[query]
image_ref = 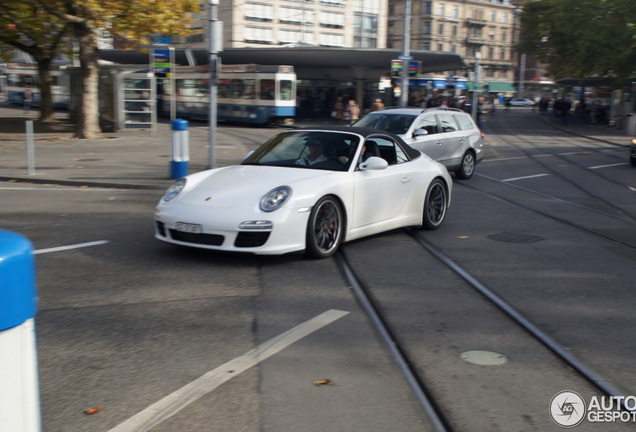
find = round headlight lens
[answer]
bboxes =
[162,178,186,202]
[260,186,291,212]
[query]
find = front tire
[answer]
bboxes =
[455,151,475,179]
[422,179,448,230]
[306,196,343,258]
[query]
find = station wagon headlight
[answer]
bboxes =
[162,178,186,202]
[260,186,291,212]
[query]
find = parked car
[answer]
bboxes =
[155,127,452,258]
[508,98,535,107]
[352,107,484,179]
[630,137,636,167]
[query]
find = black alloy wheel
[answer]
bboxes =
[422,179,448,230]
[306,196,343,258]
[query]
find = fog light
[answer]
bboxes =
[239,221,273,230]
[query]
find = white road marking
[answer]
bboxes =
[502,173,550,182]
[588,162,628,170]
[34,240,110,255]
[108,309,350,432]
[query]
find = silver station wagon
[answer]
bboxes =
[353,107,484,179]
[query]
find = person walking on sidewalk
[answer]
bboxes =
[345,99,360,124]
[23,88,32,114]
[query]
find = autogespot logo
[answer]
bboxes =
[550,391,586,428]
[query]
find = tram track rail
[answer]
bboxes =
[485,114,635,221]
[335,226,635,430]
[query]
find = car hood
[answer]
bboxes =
[175,165,339,208]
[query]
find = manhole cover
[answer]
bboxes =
[460,350,507,366]
[487,232,544,244]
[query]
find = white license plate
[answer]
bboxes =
[175,222,202,234]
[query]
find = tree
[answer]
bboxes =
[0,1,70,122]
[518,0,636,87]
[40,0,200,139]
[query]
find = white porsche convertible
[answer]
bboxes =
[154,126,452,258]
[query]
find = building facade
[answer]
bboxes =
[387,0,520,93]
[173,0,388,50]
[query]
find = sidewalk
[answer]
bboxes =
[1,104,631,191]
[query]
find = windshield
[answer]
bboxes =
[353,113,418,135]
[242,131,361,172]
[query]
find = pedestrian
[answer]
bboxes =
[23,88,32,114]
[345,99,360,124]
[370,98,384,112]
[332,97,344,123]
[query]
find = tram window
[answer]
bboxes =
[243,79,256,99]
[279,80,293,100]
[260,79,275,100]
[230,79,243,99]
[218,79,230,98]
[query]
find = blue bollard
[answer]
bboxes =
[0,229,41,431]
[170,119,189,179]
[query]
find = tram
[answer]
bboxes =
[2,63,70,109]
[159,64,296,124]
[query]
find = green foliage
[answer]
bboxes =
[518,0,636,86]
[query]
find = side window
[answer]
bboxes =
[454,114,474,130]
[414,115,439,134]
[437,113,459,133]
[373,137,408,165]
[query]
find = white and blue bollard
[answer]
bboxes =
[170,119,189,179]
[0,230,41,432]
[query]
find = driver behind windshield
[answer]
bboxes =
[296,138,328,166]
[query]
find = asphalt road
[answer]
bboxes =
[1,108,635,431]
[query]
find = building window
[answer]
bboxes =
[438,23,444,35]
[488,47,494,59]
[490,11,496,21]
[423,21,431,35]
[502,13,509,24]
[502,29,507,41]
[500,48,506,60]
[452,25,457,36]
[320,0,344,7]
[425,1,432,14]
[423,41,430,50]
[452,6,459,18]
[280,7,314,25]
[438,4,445,16]
[437,43,443,51]
[245,3,274,22]
[320,11,344,29]
[319,32,344,46]
[245,26,274,43]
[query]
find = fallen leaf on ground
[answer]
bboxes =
[313,378,336,386]
[84,405,103,415]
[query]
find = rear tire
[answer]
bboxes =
[306,196,343,258]
[455,151,475,179]
[422,179,448,230]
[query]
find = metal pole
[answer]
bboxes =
[471,53,480,122]
[208,0,220,169]
[399,0,411,106]
[519,53,526,98]
[26,121,35,175]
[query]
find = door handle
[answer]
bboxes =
[401,177,411,183]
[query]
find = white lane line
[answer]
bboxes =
[34,240,110,255]
[108,309,350,432]
[588,162,628,170]
[502,173,550,182]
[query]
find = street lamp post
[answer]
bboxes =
[399,0,412,106]
[208,0,221,169]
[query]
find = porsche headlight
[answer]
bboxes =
[260,186,291,212]
[162,178,186,202]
